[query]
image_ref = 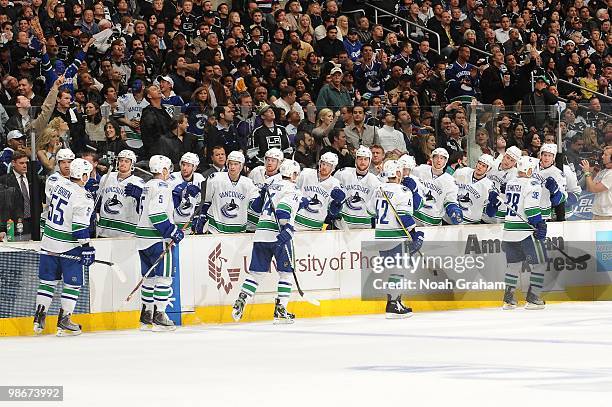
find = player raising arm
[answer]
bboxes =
[452,154,497,224]
[483,146,520,224]
[168,153,204,229]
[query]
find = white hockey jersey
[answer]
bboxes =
[367,183,415,239]
[205,172,259,233]
[136,179,175,250]
[503,177,543,242]
[564,164,581,210]
[452,167,494,224]
[168,171,205,228]
[411,165,458,226]
[42,173,72,228]
[295,169,341,230]
[96,172,144,237]
[532,163,567,219]
[334,167,381,229]
[254,179,302,243]
[484,161,518,223]
[116,93,149,131]
[247,168,281,231]
[42,180,94,253]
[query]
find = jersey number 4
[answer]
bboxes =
[47,196,68,225]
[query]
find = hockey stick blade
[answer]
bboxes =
[570,254,591,263]
[300,291,321,306]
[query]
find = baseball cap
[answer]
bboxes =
[330,66,343,75]
[257,103,273,116]
[174,32,186,40]
[155,75,174,88]
[7,130,25,140]
[348,28,358,35]
[203,11,215,18]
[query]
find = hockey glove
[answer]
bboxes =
[330,187,346,202]
[401,176,417,193]
[485,190,501,217]
[328,188,346,218]
[84,178,99,194]
[408,230,424,255]
[532,221,547,241]
[124,183,143,200]
[192,203,210,234]
[445,203,463,224]
[185,183,201,198]
[79,244,96,267]
[172,183,188,208]
[276,224,294,246]
[170,226,185,244]
[298,196,311,211]
[544,177,565,205]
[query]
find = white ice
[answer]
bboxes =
[3,302,612,407]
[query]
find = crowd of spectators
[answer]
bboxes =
[0,0,611,234]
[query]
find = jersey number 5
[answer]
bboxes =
[47,196,67,225]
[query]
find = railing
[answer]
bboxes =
[557,78,612,103]
[367,3,442,55]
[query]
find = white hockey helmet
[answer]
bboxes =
[505,146,522,162]
[265,147,284,162]
[540,143,557,156]
[382,160,402,179]
[149,155,173,174]
[432,147,449,160]
[320,152,339,168]
[117,149,137,171]
[227,150,245,164]
[70,158,93,180]
[397,154,417,170]
[355,145,372,159]
[279,159,301,178]
[516,156,537,174]
[477,153,495,171]
[57,148,75,162]
[180,152,200,167]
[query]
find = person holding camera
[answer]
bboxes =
[581,145,612,219]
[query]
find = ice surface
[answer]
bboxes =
[2,302,612,406]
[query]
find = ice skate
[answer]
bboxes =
[386,294,413,319]
[273,299,295,324]
[502,286,518,310]
[152,306,177,332]
[33,305,47,334]
[56,309,82,337]
[525,287,545,310]
[232,292,247,322]
[139,304,153,331]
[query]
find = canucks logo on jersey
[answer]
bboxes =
[176,190,194,217]
[304,194,323,213]
[220,199,240,219]
[104,194,123,215]
[345,192,364,210]
[423,190,435,209]
[458,192,473,209]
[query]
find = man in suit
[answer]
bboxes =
[0,151,44,237]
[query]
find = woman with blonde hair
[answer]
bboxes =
[36,127,62,174]
[583,127,602,151]
[47,117,70,146]
[297,14,314,36]
[336,15,349,38]
[312,108,339,148]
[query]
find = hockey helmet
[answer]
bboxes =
[227,150,246,164]
[57,148,75,162]
[505,146,522,162]
[320,152,339,168]
[432,147,449,160]
[70,158,93,180]
[477,153,495,171]
[149,155,173,174]
[382,160,402,179]
[180,152,200,167]
[265,147,284,162]
[355,145,372,159]
[279,159,301,178]
[539,143,557,156]
[516,156,537,174]
[397,154,417,170]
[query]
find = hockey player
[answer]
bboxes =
[411,147,463,226]
[232,159,303,324]
[247,147,284,230]
[451,154,498,224]
[193,151,259,234]
[532,143,567,220]
[168,152,204,229]
[136,155,185,332]
[34,158,96,336]
[295,152,345,231]
[41,149,75,229]
[368,160,423,318]
[398,154,424,212]
[502,156,548,310]
[334,146,381,229]
[96,150,145,237]
[483,146,521,224]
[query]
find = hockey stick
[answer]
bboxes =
[494,193,591,264]
[124,180,206,303]
[378,186,424,257]
[134,166,154,178]
[264,187,321,306]
[0,244,126,282]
